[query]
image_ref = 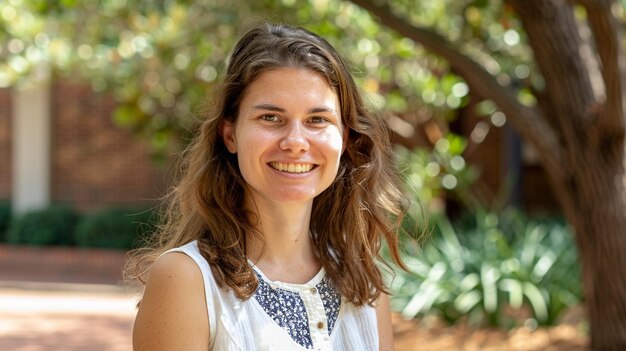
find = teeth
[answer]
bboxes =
[270,162,313,173]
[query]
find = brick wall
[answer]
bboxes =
[0,88,11,200]
[51,81,169,211]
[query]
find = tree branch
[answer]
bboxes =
[508,1,604,145]
[580,0,625,149]
[347,0,563,170]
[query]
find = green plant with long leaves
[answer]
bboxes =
[389,210,581,328]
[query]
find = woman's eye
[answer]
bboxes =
[260,114,280,122]
[309,116,327,124]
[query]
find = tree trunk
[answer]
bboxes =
[552,152,626,350]
[511,1,626,347]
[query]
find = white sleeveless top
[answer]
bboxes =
[167,241,379,351]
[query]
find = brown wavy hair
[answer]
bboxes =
[125,22,408,306]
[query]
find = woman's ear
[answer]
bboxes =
[219,120,237,153]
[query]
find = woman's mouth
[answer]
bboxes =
[269,162,315,173]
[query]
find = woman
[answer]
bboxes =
[130,23,408,350]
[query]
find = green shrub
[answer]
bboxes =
[0,200,11,242]
[74,207,157,249]
[7,205,79,246]
[389,209,581,328]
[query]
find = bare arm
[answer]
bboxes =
[133,252,209,351]
[375,293,395,351]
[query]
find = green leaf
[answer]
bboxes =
[499,278,523,308]
[402,282,444,318]
[454,290,482,313]
[459,272,480,291]
[531,252,556,282]
[523,282,549,322]
[113,104,141,128]
[61,0,78,8]
[481,263,500,313]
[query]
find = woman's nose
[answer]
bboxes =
[279,122,309,153]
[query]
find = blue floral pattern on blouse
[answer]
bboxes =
[252,270,342,349]
[318,275,341,333]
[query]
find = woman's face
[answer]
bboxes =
[221,67,346,207]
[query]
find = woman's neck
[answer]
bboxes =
[244,197,321,283]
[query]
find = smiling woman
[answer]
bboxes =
[222,68,345,205]
[127,22,409,351]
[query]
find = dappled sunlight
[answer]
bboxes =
[0,288,136,315]
[0,288,136,351]
[1,313,133,351]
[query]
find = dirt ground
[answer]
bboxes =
[392,311,589,351]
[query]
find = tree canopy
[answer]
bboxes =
[1,0,492,154]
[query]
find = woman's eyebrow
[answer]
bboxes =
[252,104,286,112]
[252,104,337,114]
[307,106,337,114]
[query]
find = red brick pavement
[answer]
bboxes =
[0,245,137,351]
[0,284,137,351]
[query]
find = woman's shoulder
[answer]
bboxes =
[142,250,207,310]
[159,240,210,275]
[166,240,201,256]
[148,241,214,293]
[152,249,204,283]
[133,249,209,350]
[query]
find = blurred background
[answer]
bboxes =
[3,0,626,350]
